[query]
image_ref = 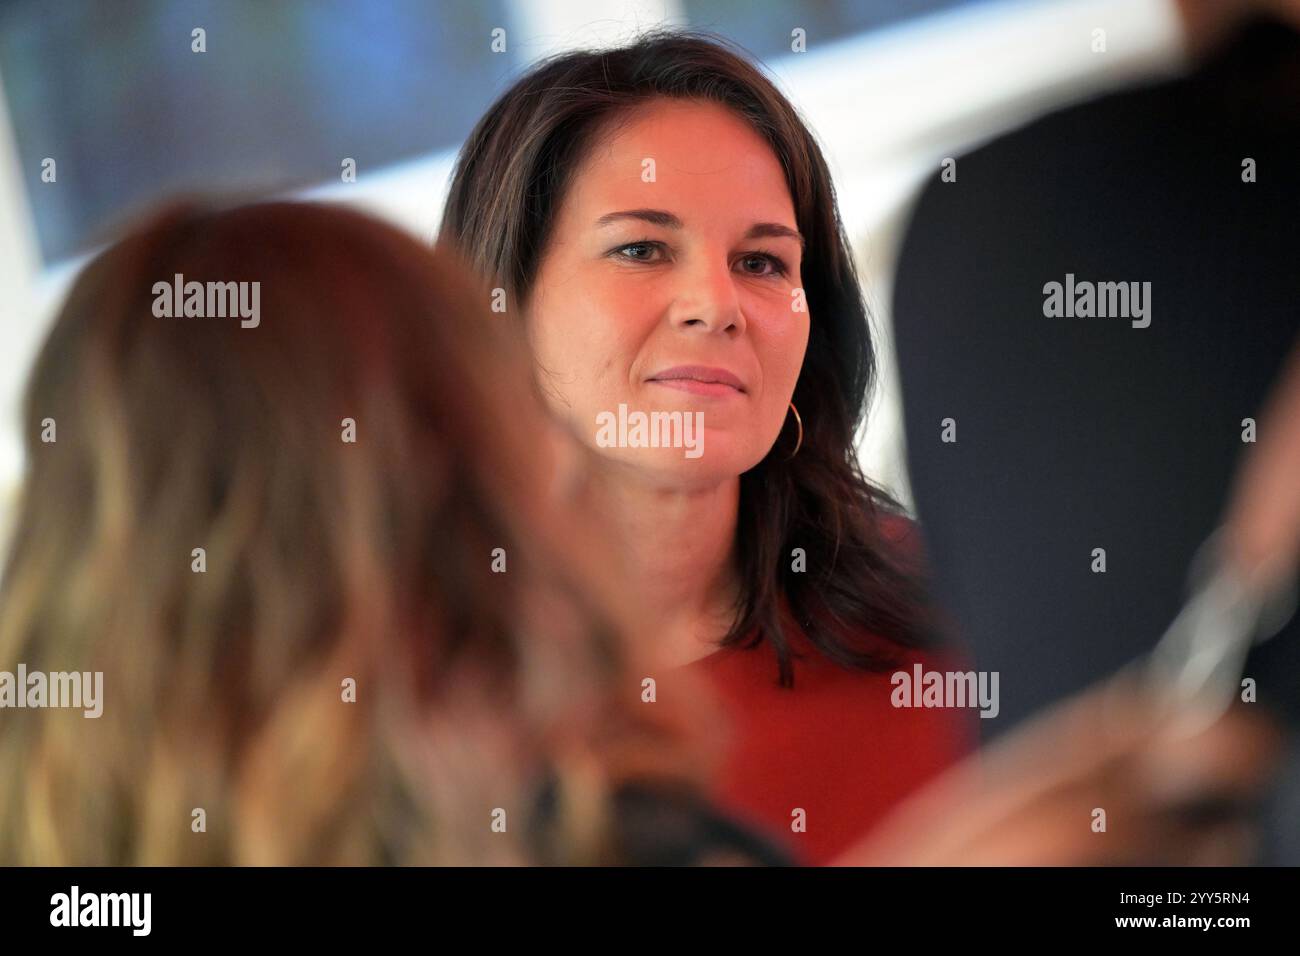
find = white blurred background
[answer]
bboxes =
[0,0,1193,545]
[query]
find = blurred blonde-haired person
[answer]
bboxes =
[0,200,786,866]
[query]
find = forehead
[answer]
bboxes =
[568,98,795,220]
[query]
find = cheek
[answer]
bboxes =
[758,312,811,400]
[528,280,644,407]
[572,276,661,373]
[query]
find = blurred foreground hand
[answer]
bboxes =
[834,670,1284,866]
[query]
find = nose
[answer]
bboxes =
[667,256,747,337]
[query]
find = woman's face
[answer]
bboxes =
[525,98,810,488]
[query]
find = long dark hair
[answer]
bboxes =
[440,29,941,686]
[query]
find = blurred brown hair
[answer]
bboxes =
[0,200,716,865]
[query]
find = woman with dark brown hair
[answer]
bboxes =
[0,199,791,866]
[440,29,977,864]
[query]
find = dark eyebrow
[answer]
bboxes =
[594,209,683,230]
[745,222,805,250]
[594,209,805,250]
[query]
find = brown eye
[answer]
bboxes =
[738,253,787,278]
[613,241,663,262]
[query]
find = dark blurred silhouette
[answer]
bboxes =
[893,12,1300,862]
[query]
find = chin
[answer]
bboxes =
[599,435,766,489]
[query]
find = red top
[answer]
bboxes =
[680,518,978,866]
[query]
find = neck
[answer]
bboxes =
[590,464,742,667]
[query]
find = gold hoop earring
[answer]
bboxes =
[784,401,803,460]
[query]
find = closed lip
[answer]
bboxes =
[646,365,747,393]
